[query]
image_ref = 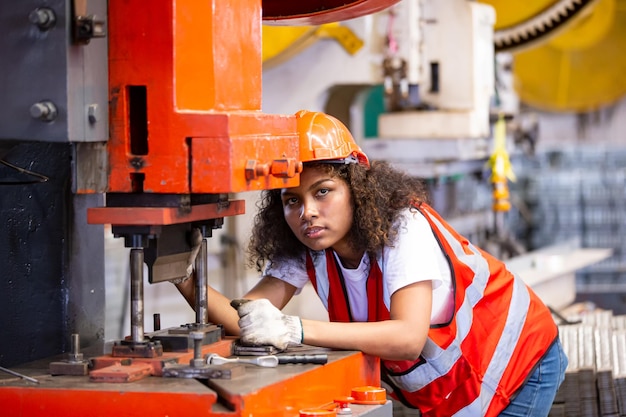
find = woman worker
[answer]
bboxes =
[177,110,567,417]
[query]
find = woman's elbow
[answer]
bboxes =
[385,338,425,361]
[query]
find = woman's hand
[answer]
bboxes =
[235,299,303,350]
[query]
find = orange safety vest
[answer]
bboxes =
[306,203,558,417]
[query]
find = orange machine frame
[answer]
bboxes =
[105,0,302,197]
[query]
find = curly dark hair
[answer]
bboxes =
[247,160,430,272]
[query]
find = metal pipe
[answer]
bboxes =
[195,238,208,325]
[130,248,145,343]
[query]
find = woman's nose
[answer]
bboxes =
[300,200,317,220]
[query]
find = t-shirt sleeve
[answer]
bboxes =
[383,209,449,297]
[263,253,310,292]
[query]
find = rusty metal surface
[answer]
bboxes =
[0,350,382,417]
[89,362,153,383]
[162,363,246,380]
[49,361,89,377]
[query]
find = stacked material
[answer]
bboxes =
[550,311,626,417]
[509,147,626,296]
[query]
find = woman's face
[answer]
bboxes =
[280,165,354,254]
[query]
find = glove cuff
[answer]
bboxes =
[283,315,303,346]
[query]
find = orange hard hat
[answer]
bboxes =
[296,110,370,168]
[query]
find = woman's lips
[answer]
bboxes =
[304,226,324,238]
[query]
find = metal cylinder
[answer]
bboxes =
[130,248,145,343]
[71,333,80,354]
[189,331,205,368]
[69,333,83,362]
[195,238,208,325]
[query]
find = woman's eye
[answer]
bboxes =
[285,197,298,206]
[318,188,329,196]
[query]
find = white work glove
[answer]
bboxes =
[235,299,303,350]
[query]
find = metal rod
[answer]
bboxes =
[0,366,39,384]
[68,333,84,362]
[130,248,145,343]
[195,238,208,325]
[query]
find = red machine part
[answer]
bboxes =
[87,200,245,226]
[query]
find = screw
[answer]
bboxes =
[30,101,57,122]
[29,8,56,30]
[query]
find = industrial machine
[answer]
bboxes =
[0,1,401,416]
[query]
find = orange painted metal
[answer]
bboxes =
[210,352,381,416]
[351,386,388,404]
[1,351,382,417]
[299,410,338,417]
[87,200,245,226]
[2,386,220,417]
[107,0,301,196]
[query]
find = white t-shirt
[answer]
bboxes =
[264,209,454,324]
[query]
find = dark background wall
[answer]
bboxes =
[0,141,71,367]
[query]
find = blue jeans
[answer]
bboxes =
[499,338,568,417]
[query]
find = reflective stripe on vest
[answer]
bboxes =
[305,203,557,417]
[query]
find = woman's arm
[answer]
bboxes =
[175,275,298,336]
[301,280,433,361]
[243,275,299,309]
[174,278,241,335]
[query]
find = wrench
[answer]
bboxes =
[206,354,279,368]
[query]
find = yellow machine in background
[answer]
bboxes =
[483,0,626,112]
[263,24,365,69]
[263,0,626,113]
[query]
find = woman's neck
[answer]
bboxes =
[335,251,364,269]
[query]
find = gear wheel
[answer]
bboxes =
[494,0,598,52]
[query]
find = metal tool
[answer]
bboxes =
[207,353,329,368]
[206,354,279,368]
[0,366,39,384]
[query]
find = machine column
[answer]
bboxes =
[129,248,145,343]
[194,238,208,325]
